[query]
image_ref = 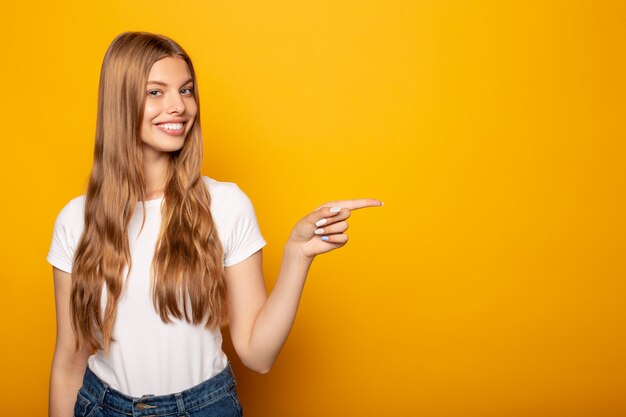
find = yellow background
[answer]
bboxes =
[1,1,625,416]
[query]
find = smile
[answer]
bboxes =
[156,122,186,136]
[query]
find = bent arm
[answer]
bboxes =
[49,267,92,417]
[225,243,313,374]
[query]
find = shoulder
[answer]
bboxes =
[54,194,86,223]
[201,176,251,209]
[201,175,239,198]
[48,194,87,272]
[202,177,266,267]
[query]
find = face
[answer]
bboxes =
[140,57,197,159]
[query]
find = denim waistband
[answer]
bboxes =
[81,362,237,416]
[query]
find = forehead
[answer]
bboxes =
[147,57,192,84]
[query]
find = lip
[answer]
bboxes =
[155,118,187,124]
[156,122,186,136]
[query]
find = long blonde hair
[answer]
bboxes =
[70,32,228,354]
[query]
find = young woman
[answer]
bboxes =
[47,31,382,417]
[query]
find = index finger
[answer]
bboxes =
[314,199,384,212]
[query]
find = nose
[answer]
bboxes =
[167,94,185,114]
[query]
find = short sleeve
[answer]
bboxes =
[223,184,267,267]
[46,199,78,274]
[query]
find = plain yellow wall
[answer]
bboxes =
[1,1,625,416]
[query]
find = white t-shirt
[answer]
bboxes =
[47,176,266,397]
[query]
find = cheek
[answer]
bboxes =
[144,102,159,119]
[188,100,198,117]
[184,95,197,111]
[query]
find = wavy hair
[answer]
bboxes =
[70,32,228,354]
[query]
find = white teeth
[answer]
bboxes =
[158,123,184,130]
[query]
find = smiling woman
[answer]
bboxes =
[142,60,196,153]
[47,30,382,417]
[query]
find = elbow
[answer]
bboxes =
[248,362,272,375]
[242,357,272,375]
[255,365,272,375]
[236,341,275,374]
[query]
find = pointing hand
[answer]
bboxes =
[287,199,384,260]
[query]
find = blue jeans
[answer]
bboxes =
[74,362,243,417]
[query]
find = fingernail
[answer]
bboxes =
[314,228,325,235]
[330,206,341,213]
[381,201,384,206]
[321,236,330,241]
[315,218,327,227]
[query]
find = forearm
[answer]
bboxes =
[49,356,87,417]
[245,242,313,373]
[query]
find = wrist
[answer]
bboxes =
[284,240,314,265]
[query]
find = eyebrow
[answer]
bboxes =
[147,78,194,87]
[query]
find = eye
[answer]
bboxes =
[147,90,162,97]
[181,87,194,95]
